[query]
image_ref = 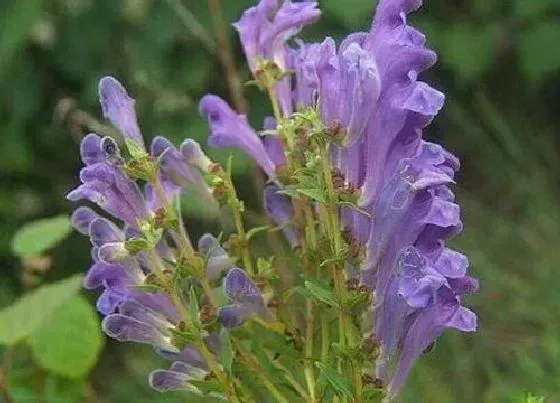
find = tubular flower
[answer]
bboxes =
[70,0,478,398]
[197,0,478,397]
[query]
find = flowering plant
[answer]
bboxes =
[67,0,478,401]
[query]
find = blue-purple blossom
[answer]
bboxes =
[67,134,149,227]
[218,267,267,328]
[198,233,237,281]
[234,0,320,116]
[264,184,299,247]
[99,76,146,152]
[199,95,276,176]
[149,361,209,393]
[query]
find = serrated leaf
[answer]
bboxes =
[28,295,103,378]
[304,280,339,308]
[0,274,83,345]
[520,22,560,86]
[11,215,72,257]
[315,362,354,399]
[219,328,233,375]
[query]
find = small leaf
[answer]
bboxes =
[124,237,151,254]
[315,362,354,399]
[189,286,201,329]
[28,295,103,378]
[296,188,326,203]
[11,215,72,257]
[304,280,339,308]
[219,328,233,375]
[0,274,83,345]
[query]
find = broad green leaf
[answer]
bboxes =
[304,280,339,308]
[11,215,72,257]
[219,328,233,375]
[0,274,83,345]
[315,362,354,399]
[520,22,560,86]
[28,295,103,379]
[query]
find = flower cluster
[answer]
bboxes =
[68,0,477,401]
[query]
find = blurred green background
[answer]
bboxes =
[1,0,559,401]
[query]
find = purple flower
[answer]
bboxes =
[67,134,149,227]
[149,361,208,393]
[388,286,477,396]
[315,38,382,147]
[234,0,320,74]
[199,95,276,176]
[218,268,267,328]
[99,76,146,153]
[234,0,320,116]
[355,1,445,208]
[264,184,299,247]
[198,233,237,281]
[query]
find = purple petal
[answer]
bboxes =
[71,206,100,235]
[102,314,175,351]
[98,76,145,151]
[199,95,275,176]
[80,133,103,165]
[264,184,299,247]
[224,267,262,303]
[149,370,190,392]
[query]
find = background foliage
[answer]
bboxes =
[1,0,559,401]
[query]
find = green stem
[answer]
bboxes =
[225,174,254,276]
[234,341,290,403]
[304,299,317,403]
[152,176,196,261]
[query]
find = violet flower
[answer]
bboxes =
[199,95,276,176]
[99,76,146,153]
[218,268,267,328]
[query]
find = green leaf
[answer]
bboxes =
[0,274,83,345]
[28,295,103,378]
[219,328,233,375]
[520,22,560,86]
[189,286,202,329]
[304,280,339,308]
[296,188,326,203]
[11,215,72,257]
[315,362,354,399]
